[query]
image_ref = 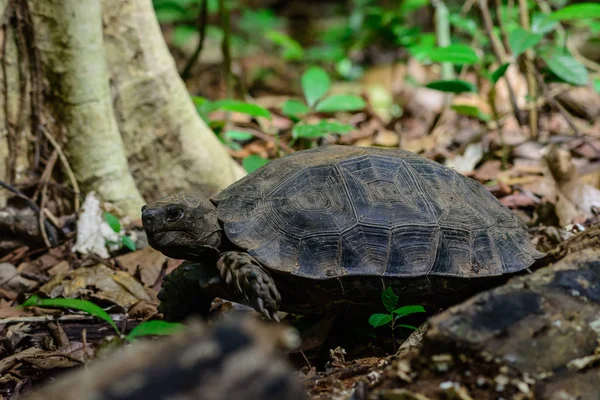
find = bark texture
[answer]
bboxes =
[102,0,245,203]
[30,0,144,217]
[0,0,34,207]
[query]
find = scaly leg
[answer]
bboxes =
[217,251,281,321]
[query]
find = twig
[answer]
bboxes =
[40,126,80,212]
[0,313,128,325]
[534,68,580,136]
[37,150,58,248]
[230,126,295,153]
[518,0,538,140]
[219,0,233,99]
[478,0,526,127]
[494,0,511,57]
[180,0,208,80]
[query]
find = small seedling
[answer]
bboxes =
[103,212,136,252]
[21,295,183,342]
[368,287,425,352]
[282,66,366,140]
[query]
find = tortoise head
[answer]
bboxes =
[141,193,222,260]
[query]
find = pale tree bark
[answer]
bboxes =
[0,0,34,208]
[102,0,246,203]
[30,0,144,217]
[0,0,244,218]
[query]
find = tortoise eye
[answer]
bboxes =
[165,207,184,223]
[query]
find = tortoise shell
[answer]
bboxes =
[213,145,543,280]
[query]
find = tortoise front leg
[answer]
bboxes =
[217,251,281,321]
[158,261,216,322]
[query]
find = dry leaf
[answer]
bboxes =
[543,146,600,225]
[40,264,151,310]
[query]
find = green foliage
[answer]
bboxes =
[302,66,331,107]
[121,236,137,252]
[419,44,480,65]
[212,100,272,120]
[292,121,353,139]
[547,3,600,21]
[542,53,589,86]
[508,28,543,58]
[368,287,425,332]
[103,212,121,233]
[425,79,477,94]
[22,295,120,334]
[242,154,270,173]
[282,100,310,118]
[265,31,304,61]
[490,63,510,84]
[125,320,184,341]
[22,295,185,341]
[315,95,367,113]
[451,104,491,122]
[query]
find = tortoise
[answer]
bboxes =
[141,145,545,321]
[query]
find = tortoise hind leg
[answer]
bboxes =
[158,261,216,322]
[217,251,281,321]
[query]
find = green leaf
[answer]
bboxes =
[393,305,426,317]
[400,0,430,14]
[451,104,491,122]
[265,31,304,61]
[172,25,198,49]
[21,295,119,334]
[282,99,310,117]
[543,54,589,86]
[594,78,600,93]
[368,313,393,328]
[242,155,269,173]
[531,13,557,35]
[547,3,600,21]
[292,120,353,139]
[420,44,480,65]
[301,66,331,107]
[381,287,399,313]
[224,130,254,141]
[103,212,121,233]
[508,28,542,58]
[212,100,272,120]
[121,236,136,252]
[125,320,184,341]
[395,324,419,330]
[315,95,366,113]
[425,79,477,93]
[490,63,510,84]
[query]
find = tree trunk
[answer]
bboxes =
[1,0,245,218]
[101,0,246,203]
[30,0,144,217]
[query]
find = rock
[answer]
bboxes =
[423,248,600,398]
[22,317,306,400]
[0,262,37,293]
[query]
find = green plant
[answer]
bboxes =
[281,66,366,140]
[368,287,425,352]
[191,97,272,172]
[104,212,136,252]
[21,295,184,342]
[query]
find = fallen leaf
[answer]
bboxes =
[40,264,151,310]
[0,262,37,294]
[543,145,600,225]
[445,143,483,173]
[72,193,120,259]
[115,247,167,287]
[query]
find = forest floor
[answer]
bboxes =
[2,16,600,399]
